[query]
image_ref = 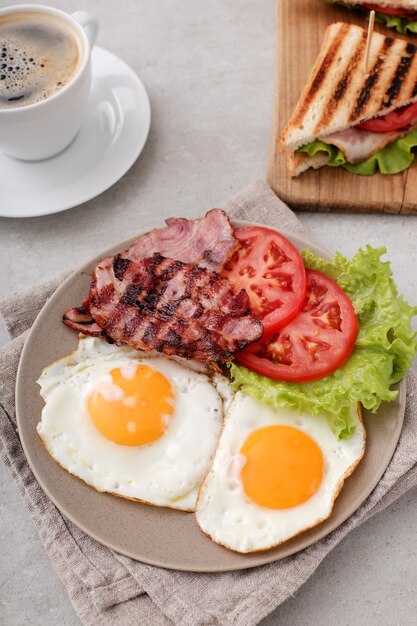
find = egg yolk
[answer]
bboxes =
[240,425,323,509]
[87,365,174,446]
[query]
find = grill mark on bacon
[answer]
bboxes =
[113,256,131,281]
[292,23,349,128]
[87,254,263,362]
[143,323,158,343]
[160,266,183,287]
[193,303,204,318]
[63,305,91,324]
[101,283,116,305]
[203,249,217,263]
[158,299,181,320]
[166,329,182,347]
[123,284,142,307]
[94,297,125,337]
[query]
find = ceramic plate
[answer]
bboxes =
[0,47,151,218]
[16,223,406,572]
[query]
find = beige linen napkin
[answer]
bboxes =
[1,180,417,626]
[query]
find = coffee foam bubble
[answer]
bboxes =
[0,12,82,109]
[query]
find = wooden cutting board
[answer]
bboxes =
[267,0,417,214]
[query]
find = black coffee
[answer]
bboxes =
[0,11,82,109]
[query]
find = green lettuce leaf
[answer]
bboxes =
[230,247,417,439]
[327,1,417,34]
[374,12,417,35]
[297,129,417,175]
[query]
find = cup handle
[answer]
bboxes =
[71,11,99,49]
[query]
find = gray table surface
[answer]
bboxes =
[1,1,417,625]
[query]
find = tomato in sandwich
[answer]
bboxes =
[222,226,307,338]
[236,269,358,383]
[361,3,417,18]
[357,102,417,133]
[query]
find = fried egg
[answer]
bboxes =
[37,337,227,511]
[195,392,365,552]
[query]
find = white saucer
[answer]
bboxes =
[0,47,151,218]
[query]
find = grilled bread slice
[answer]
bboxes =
[280,22,417,154]
[287,152,330,177]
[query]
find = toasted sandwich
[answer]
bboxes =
[327,1,417,35]
[280,22,417,177]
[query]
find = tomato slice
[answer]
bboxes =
[222,226,307,338]
[361,3,417,18]
[357,102,417,133]
[236,269,358,383]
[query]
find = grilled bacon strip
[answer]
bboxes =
[63,209,240,340]
[86,253,263,362]
[62,305,108,338]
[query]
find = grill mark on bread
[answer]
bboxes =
[384,55,414,108]
[349,57,384,121]
[349,37,395,121]
[292,23,349,128]
[315,31,367,133]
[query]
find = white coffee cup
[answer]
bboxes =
[0,4,98,161]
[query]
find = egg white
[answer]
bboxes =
[37,337,227,511]
[195,392,365,553]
